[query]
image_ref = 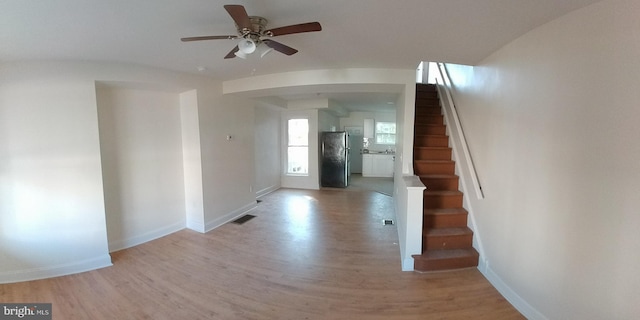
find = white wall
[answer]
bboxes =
[179,90,205,232]
[198,91,257,232]
[318,109,340,132]
[254,104,282,198]
[0,61,256,282]
[96,85,186,251]
[0,64,111,282]
[446,0,640,318]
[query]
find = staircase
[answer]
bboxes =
[412,83,479,272]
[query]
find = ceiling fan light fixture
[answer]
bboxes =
[260,47,273,58]
[237,38,256,54]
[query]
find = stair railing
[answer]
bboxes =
[433,62,484,200]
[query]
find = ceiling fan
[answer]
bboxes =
[181,4,322,59]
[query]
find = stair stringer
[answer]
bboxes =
[434,83,487,272]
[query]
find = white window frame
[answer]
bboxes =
[286,118,309,175]
[375,121,396,145]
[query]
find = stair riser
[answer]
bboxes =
[415,107,441,115]
[416,94,437,100]
[420,176,459,190]
[414,125,446,135]
[414,148,451,160]
[414,162,455,175]
[416,90,438,97]
[414,136,449,147]
[416,85,437,92]
[424,234,473,250]
[413,115,443,125]
[414,254,479,272]
[423,194,463,209]
[424,213,468,228]
[415,100,439,107]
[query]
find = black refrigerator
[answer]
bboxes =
[320,131,350,188]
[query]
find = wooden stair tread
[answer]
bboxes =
[414,134,448,137]
[419,174,458,178]
[413,148,452,153]
[419,175,460,186]
[413,124,445,128]
[414,146,450,149]
[424,208,468,215]
[415,159,455,164]
[414,148,452,153]
[413,248,480,271]
[416,84,436,91]
[426,227,472,236]
[416,248,479,260]
[424,190,463,196]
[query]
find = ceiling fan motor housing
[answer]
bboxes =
[238,16,270,42]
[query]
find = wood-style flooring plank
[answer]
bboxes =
[0,189,524,319]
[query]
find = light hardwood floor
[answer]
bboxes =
[0,189,524,319]
[347,173,394,196]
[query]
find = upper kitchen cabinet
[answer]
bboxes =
[363,118,374,139]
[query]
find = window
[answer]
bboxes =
[375,122,396,144]
[287,118,309,174]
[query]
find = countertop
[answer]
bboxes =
[361,150,395,155]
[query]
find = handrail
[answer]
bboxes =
[434,63,484,199]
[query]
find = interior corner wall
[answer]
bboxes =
[96,85,186,251]
[0,61,257,282]
[445,0,640,318]
[0,65,111,283]
[180,90,206,232]
[254,105,281,198]
[197,91,258,232]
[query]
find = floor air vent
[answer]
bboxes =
[382,219,394,225]
[232,214,256,225]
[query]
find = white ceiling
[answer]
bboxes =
[0,0,599,111]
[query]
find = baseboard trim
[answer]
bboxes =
[256,185,280,198]
[402,257,415,271]
[480,265,548,320]
[0,254,113,284]
[108,220,186,252]
[186,220,205,233]
[204,202,258,233]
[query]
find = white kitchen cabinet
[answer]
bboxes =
[362,154,373,176]
[362,154,394,177]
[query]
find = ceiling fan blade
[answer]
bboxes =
[265,22,322,37]
[224,4,251,30]
[262,39,298,56]
[224,46,239,59]
[181,35,237,42]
